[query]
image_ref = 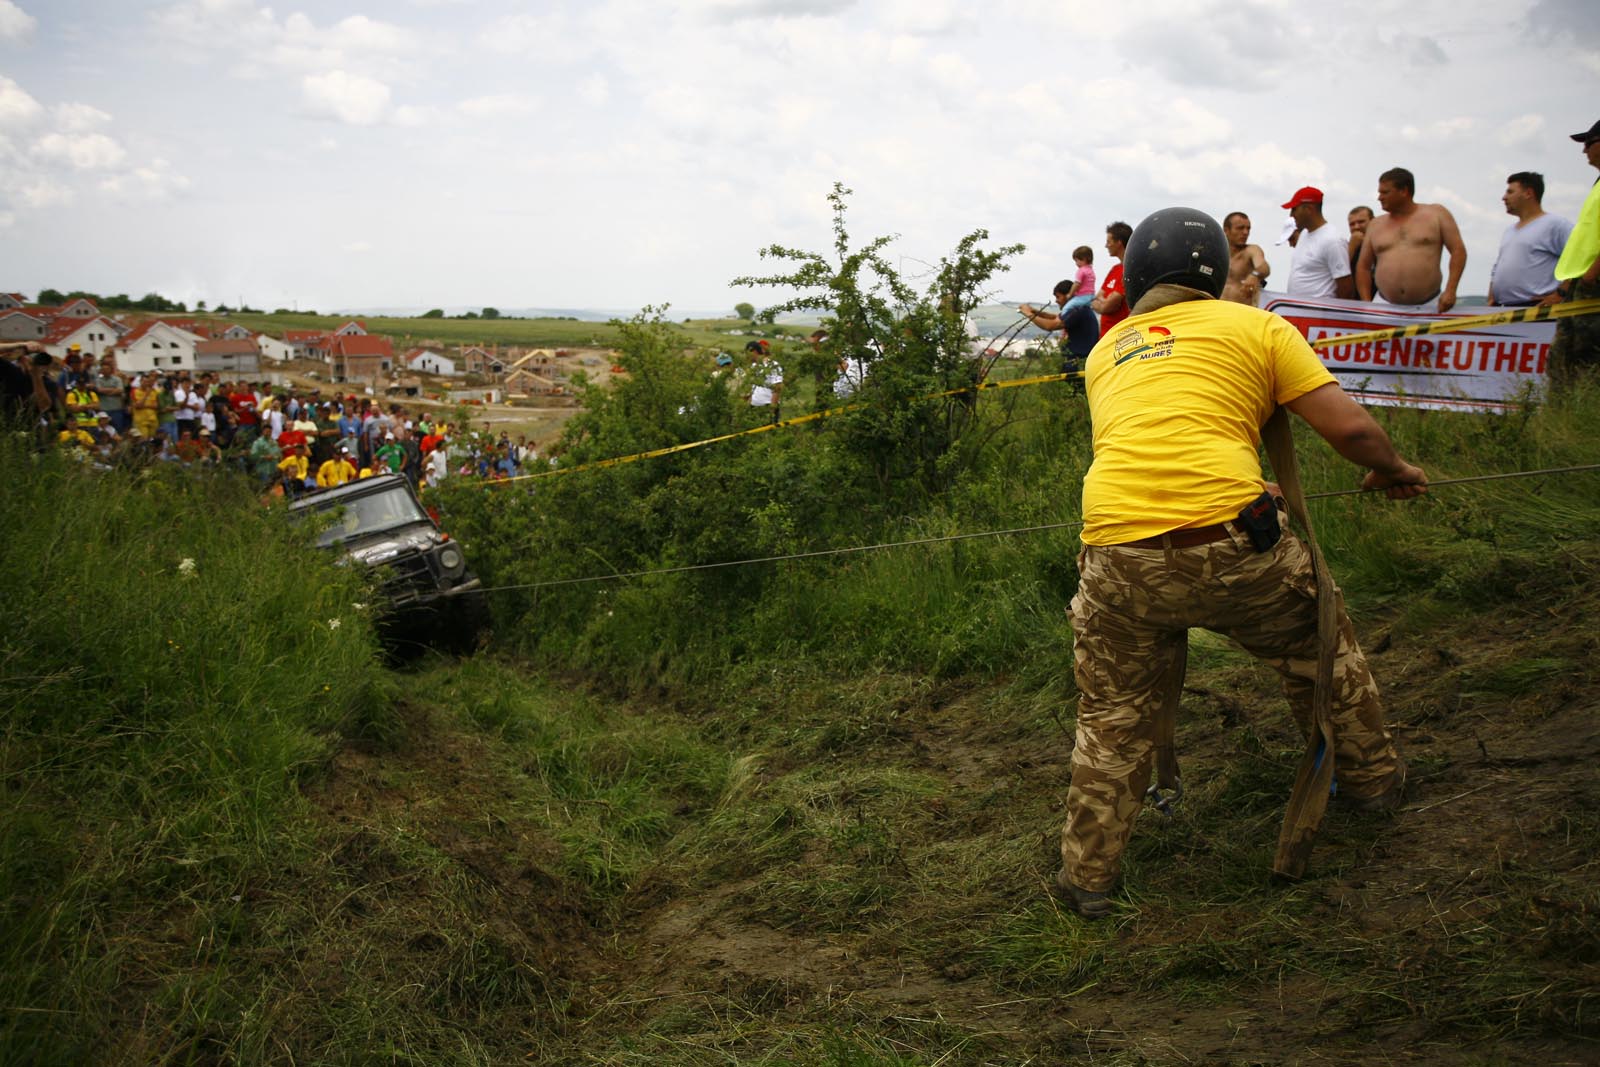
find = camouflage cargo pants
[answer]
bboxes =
[1548,277,1600,389]
[1062,525,1399,893]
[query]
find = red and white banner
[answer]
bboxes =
[1261,292,1553,413]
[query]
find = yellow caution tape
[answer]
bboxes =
[1307,298,1600,350]
[491,369,1084,485]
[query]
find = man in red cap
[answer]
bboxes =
[1283,187,1353,300]
[1354,167,1467,312]
[1548,119,1600,387]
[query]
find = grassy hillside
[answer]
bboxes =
[201,310,811,354]
[7,311,1600,1065]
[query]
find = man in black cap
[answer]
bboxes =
[1056,207,1426,918]
[1548,119,1600,387]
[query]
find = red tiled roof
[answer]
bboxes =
[114,319,179,347]
[284,329,326,342]
[0,309,48,323]
[43,315,115,344]
[195,338,259,356]
[329,334,394,358]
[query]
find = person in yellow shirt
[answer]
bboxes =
[1057,207,1428,920]
[1548,118,1600,386]
[277,445,310,499]
[316,447,358,488]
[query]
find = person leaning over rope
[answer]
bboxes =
[1548,118,1600,386]
[1057,207,1427,920]
[1019,280,1098,376]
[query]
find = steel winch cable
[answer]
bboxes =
[467,463,1600,595]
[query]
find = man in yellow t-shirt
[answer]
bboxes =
[1058,207,1428,920]
[1548,118,1600,386]
[316,447,358,488]
[277,445,310,499]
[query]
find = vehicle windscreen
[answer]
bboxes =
[307,488,431,547]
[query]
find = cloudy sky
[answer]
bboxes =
[2,0,1597,315]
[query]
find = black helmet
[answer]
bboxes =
[1123,207,1229,309]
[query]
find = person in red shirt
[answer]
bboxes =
[228,387,259,443]
[1092,221,1133,337]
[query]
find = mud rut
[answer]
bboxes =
[310,604,1599,1066]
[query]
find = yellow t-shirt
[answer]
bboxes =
[277,454,308,481]
[1555,178,1600,281]
[317,459,356,487]
[1081,299,1334,545]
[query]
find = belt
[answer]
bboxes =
[1114,521,1237,549]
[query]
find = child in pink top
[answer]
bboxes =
[1064,245,1096,312]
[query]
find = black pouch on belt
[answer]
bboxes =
[1237,490,1281,552]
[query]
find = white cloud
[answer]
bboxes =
[476,12,578,57]
[302,70,392,125]
[99,158,192,201]
[679,0,856,22]
[0,1,37,42]
[392,104,437,127]
[0,75,42,128]
[33,131,126,169]
[1389,117,1477,144]
[19,177,69,207]
[1498,114,1544,146]
[458,94,539,119]
[578,74,609,108]
[54,102,113,133]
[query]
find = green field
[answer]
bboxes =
[210,310,814,353]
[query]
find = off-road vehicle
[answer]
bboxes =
[290,473,484,646]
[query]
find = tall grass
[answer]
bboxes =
[0,439,386,1064]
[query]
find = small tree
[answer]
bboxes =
[196,299,208,312]
[733,182,1023,498]
[734,302,756,321]
[420,308,445,319]
[482,307,501,320]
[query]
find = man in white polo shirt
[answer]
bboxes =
[1283,186,1354,300]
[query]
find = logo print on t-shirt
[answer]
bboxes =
[1112,325,1177,366]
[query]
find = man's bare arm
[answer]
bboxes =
[1250,245,1270,280]
[1284,382,1427,498]
[1436,206,1467,313]
[1019,304,1064,331]
[1334,275,1356,300]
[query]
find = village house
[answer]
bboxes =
[282,329,324,360]
[459,344,503,378]
[328,333,395,383]
[195,337,261,376]
[42,315,122,360]
[112,320,205,373]
[37,298,101,320]
[0,309,50,341]
[0,292,28,311]
[256,333,295,362]
[404,347,457,376]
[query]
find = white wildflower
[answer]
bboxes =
[327,618,341,630]
[177,558,197,577]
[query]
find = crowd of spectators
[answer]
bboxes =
[2,343,546,492]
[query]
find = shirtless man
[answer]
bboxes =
[1220,211,1270,305]
[1355,167,1467,312]
[1347,205,1374,284]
